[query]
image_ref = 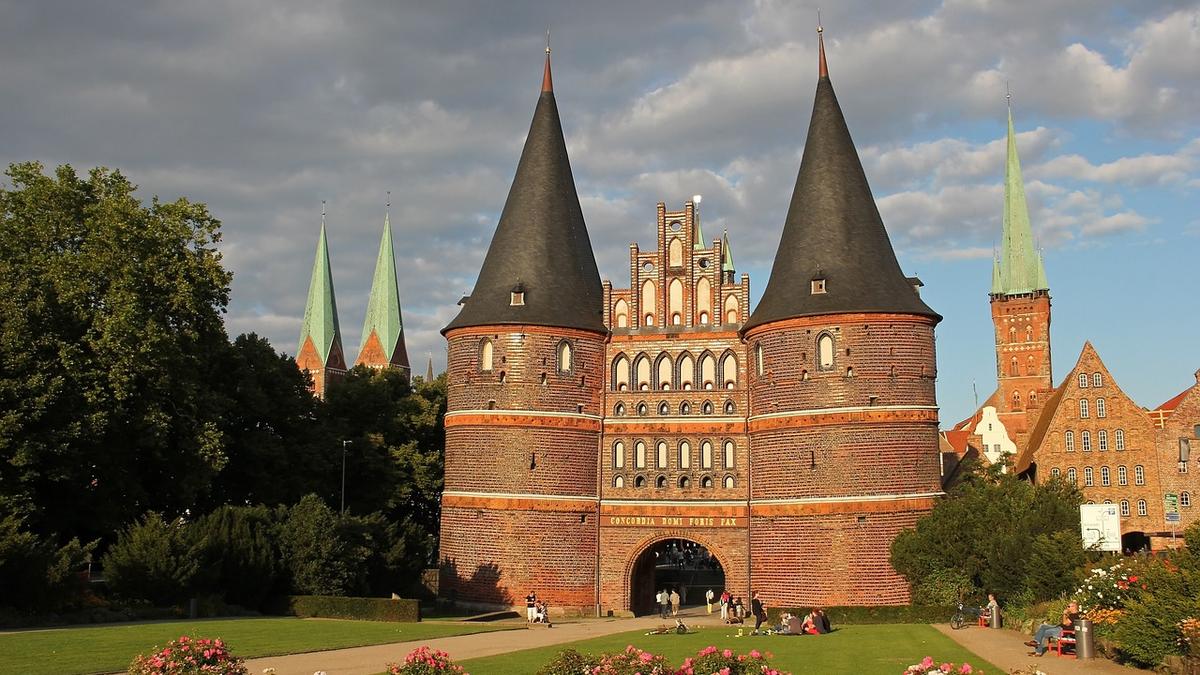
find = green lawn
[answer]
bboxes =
[0,617,516,675]
[460,624,1000,674]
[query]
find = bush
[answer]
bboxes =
[590,645,670,674]
[682,645,783,675]
[0,514,96,611]
[386,646,465,674]
[190,505,279,609]
[912,568,974,606]
[277,494,365,595]
[535,648,601,675]
[287,595,419,622]
[102,512,200,605]
[128,635,247,674]
[1113,554,1200,668]
[1024,530,1087,601]
[766,604,954,624]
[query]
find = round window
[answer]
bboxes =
[698,258,709,269]
[642,262,655,273]
[669,220,682,232]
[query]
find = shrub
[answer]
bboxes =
[912,568,974,606]
[287,595,419,622]
[590,645,670,675]
[681,645,784,675]
[190,505,279,609]
[1113,554,1200,668]
[128,635,247,675]
[386,646,465,674]
[1073,560,1141,612]
[902,656,979,674]
[102,512,200,605]
[534,648,601,675]
[1024,530,1087,601]
[766,604,953,624]
[277,495,364,595]
[0,514,97,611]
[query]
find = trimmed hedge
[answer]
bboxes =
[287,595,420,622]
[766,605,955,624]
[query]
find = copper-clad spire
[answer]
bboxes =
[817,18,828,78]
[542,30,553,93]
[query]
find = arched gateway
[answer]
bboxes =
[627,537,727,616]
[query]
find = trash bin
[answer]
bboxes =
[989,605,1002,629]
[1076,619,1095,659]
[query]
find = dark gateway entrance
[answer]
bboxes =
[629,538,725,616]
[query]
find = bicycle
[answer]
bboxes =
[950,601,984,630]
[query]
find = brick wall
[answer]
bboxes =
[1156,375,1200,530]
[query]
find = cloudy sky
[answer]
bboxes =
[3,0,1197,426]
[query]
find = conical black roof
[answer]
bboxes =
[444,55,604,335]
[743,54,940,333]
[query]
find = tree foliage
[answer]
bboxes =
[891,463,1085,603]
[0,514,97,611]
[101,512,201,605]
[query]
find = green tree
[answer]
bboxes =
[101,512,201,605]
[0,162,232,541]
[0,514,97,611]
[277,495,363,596]
[190,505,280,609]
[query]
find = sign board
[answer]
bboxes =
[1165,493,1179,514]
[1166,512,1182,523]
[1080,503,1121,552]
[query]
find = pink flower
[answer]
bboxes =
[921,656,935,669]
[941,663,953,672]
[749,649,762,658]
[719,668,731,675]
[723,648,733,658]
[959,664,973,674]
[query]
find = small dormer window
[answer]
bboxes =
[811,278,827,294]
[510,290,525,306]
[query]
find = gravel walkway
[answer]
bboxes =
[933,624,1147,674]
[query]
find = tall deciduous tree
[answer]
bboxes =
[0,163,232,540]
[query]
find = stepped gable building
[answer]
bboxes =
[296,208,411,397]
[297,210,347,398]
[439,31,943,615]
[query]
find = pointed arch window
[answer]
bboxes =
[656,441,668,468]
[678,353,695,391]
[657,401,669,415]
[613,354,630,391]
[613,475,624,488]
[680,401,691,415]
[755,342,764,377]
[723,440,735,469]
[635,441,646,469]
[668,237,683,267]
[702,400,714,415]
[723,295,739,324]
[679,441,691,469]
[480,339,494,372]
[614,298,629,328]
[641,279,657,326]
[721,352,737,389]
[724,475,735,489]
[701,441,713,469]
[1012,391,1022,409]
[723,400,735,415]
[695,277,711,324]
[614,403,625,416]
[817,334,835,371]
[1029,390,1038,406]
[1010,357,1019,376]
[557,340,573,373]
[700,353,716,389]
[668,278,683,325]
[612,441,625,469]
[635,354,651,391]
[656,354,673,391]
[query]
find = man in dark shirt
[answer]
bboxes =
[525,592,537,623]
[751,591,767,634]
[1027,601,1079,656]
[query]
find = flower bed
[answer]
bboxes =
[128,635,248,675]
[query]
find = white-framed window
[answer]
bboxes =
[723,440,735,469]
[679,441,691,469]
[658,401,669,415]
[1080,399,1090,418]
[1137,499,1147,516]
[1084,467,1094,486]
[1065,431,1075,452]
[1082,431,1092,452]
[480,339,494,371]
[614,403,625,416]
[811,278,827,294]
[1135,465,1145,485]
[755,342,764,377]
[701,441,713,469]
[657,441,668,469]
[613,475,624,488]
[1120,500,1130,516]
[1118,465,1127,486]
[1097,398,1107,418]
[1093,372,1103,387]
[635,441,646,469]
[1180,461,1189,474]
[557,340,573,372]
[1051,467,1061,478]
[1101,466,1110,486]
[1079,373,1089,388]
[1067,468,1077,484]
[1116,429,1126,451]
[724,475,735,488]
[1182,492,1192,508]
[613,441,625,469]
[1099,430,1108,451]
[817,333,835,370]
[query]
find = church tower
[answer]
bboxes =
[989,102,1052,434]
[296,208,347,398]
[742,28,943,605]
[355,208,411,376]
[438,46,606,611]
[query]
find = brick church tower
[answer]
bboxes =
[296,208,347,398]
[355,209,411,376]
[741,29,943,605]
[438,48,607,610]
[989,103,1052,436]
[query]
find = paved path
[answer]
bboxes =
[245,609,717,675]
[934,624,1146,674]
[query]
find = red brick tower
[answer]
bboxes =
[438,47,606,612]
[989,102,1052,436]
[741,28,943,605]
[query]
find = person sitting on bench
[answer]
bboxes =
[1027,601,1078,656]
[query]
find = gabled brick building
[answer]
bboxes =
[438,32,943,616]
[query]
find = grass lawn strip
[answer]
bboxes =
[0,617,516,675]
[459,624,1000,675]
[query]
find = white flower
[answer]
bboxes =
[314,672,327,675]
[263,670,276,675]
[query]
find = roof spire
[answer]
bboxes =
[542,28,553,93]
[356,205,409,370]
[298,204,344,369]
[817,11,828,79]
[994,97,1048,296]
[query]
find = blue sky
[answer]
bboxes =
[1,0,1196,426]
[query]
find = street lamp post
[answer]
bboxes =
[341,440,353,515]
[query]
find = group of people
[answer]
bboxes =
[524,591,552,627]
[777,608,831,635]
[655,588,682,618]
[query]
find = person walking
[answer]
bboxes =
[751,591,767,634]
[705,588,715,614]
[659,588,670,619]
[524,591,537,623]
[669,588,680,617]
[720,590,730,621]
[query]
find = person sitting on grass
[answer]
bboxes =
[813,608,831,634]
[801,610,821,635]
[1026,601,1078,656]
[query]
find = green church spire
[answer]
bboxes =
[298,208,343,366]
[995,105,1048,296]
[357,209,408,368]
[721,229,735,273]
